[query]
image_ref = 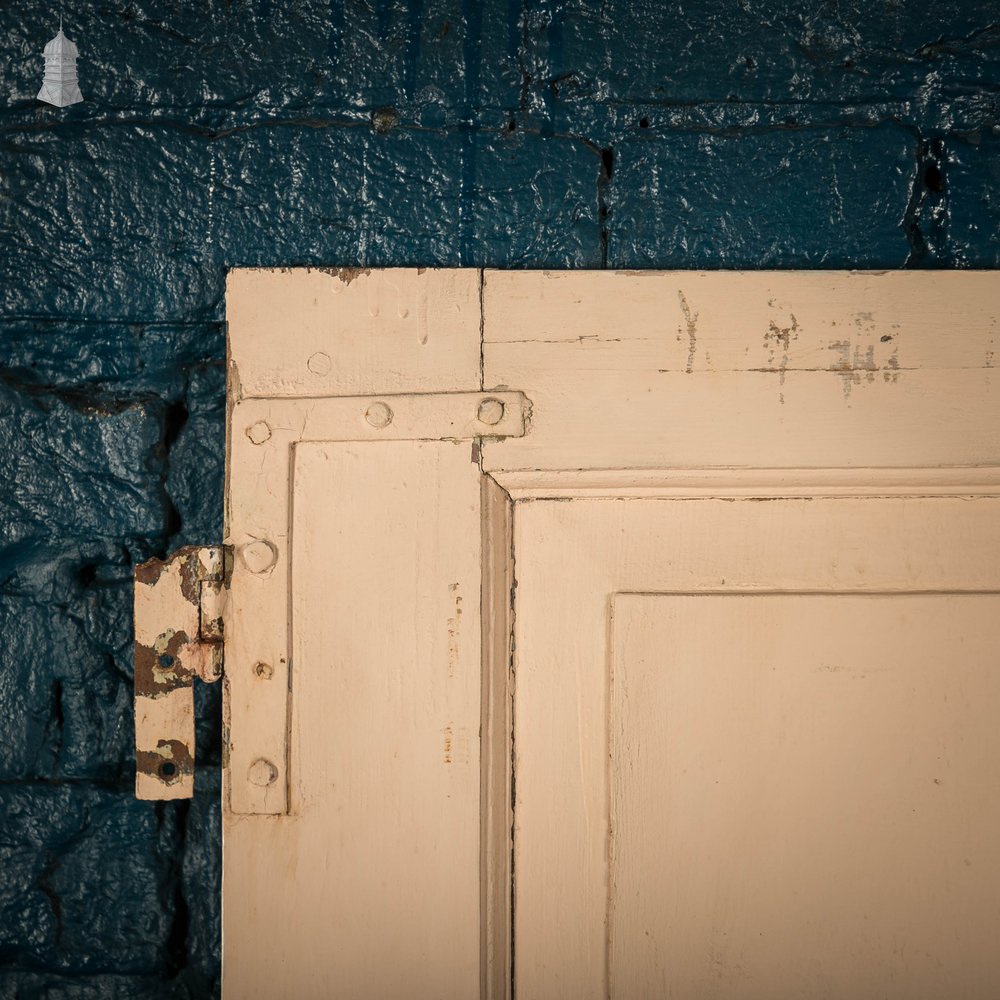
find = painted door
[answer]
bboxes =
[219,268,1000,999]
[508,503,1000,1000]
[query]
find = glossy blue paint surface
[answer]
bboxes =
[1,2,998,994]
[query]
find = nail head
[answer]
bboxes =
[246,420,272,445]
[307,351,332,375]
[477,397,505,426]
[240,539,278,575]
[365,401,393,429]
[248,758,279,787]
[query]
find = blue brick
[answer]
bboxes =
[608,123,916,268]
[948,130,1000,267]
[0,788,173,973]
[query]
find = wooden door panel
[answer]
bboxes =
[481,271,1000,474]
[482,366,1000,472]
[611,593,1000,1000]
[512,497,1000,999]
[224,440,483,999]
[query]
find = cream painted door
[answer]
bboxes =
[509,502,1000,999]
[217,268,1000,999]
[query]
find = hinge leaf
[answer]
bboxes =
[134,544,229,800]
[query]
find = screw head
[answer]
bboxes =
[477,397,506,426]
[365,401,393,429]
[246,420,272,445]
[248,758,279,787]
[240,539,278,575]
[254,661,274,680]
[307,351,332,375]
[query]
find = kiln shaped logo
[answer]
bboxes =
[37,22,83,107]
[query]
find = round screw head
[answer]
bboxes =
[307,350,332,375]
[365,401,393,429]
[253,661,274,680]
[240,539,278,575]
[248,757,279,787]
[477,397,506,426]
[246,420,272,445]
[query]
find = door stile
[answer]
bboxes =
[223,267,524,998]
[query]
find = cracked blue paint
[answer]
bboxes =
[1,0,999,995]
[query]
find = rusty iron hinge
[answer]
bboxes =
[134,545,229,800]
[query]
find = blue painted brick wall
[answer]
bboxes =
[1,1,998,995]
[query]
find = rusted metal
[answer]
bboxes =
[134,627,193,698]
[136,739,195,786]
[134,545,228,800]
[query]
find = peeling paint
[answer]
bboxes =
[136,739,195,783]
[134,629,194,698]
[317,266,373,285]
[827,339,904,398]
[441,724,470,766]
[447,583,463,678]
[764,312,800,403]
[134,546,225,800]
[678,290,699,374]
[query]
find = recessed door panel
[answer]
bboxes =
[610,593,1000,999]
[512,496,1000,999]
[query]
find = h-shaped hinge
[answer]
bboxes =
[134,545,230,799]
